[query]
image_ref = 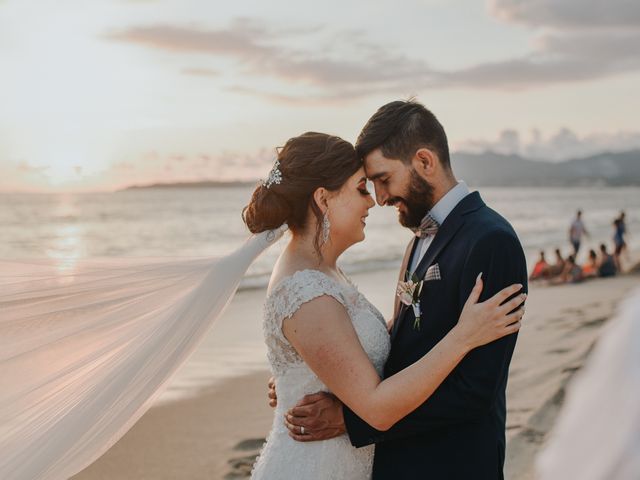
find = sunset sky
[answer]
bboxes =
[1,0,639,192]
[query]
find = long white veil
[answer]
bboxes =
[0,225,288,480]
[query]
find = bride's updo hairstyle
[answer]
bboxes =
[243,132,362,253]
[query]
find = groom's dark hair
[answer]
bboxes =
[355,99,451,171]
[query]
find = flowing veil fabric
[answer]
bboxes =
[0,225,288,480]
[537,286,640,480]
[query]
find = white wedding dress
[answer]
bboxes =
[251,269,391,479]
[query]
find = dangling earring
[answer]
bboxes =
[321,211,331,245]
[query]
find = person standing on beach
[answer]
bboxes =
[275,100,528,479]
[613,215,627,272]
[569,210,589,256]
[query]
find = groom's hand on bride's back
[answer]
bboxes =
[284,392,346,442]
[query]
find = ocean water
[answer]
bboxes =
[2,186,638,401]
[2,186,638,285]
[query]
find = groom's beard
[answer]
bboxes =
[393,170,435,229]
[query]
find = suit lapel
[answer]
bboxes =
[390,192,485,341]
[393,237,417,317]
[390,236,418,336]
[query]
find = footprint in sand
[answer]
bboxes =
[546,348,570,354]
[578,317,606,329]
[521,427,546,444]
[233,438,266,451]
[225,454,258,479]
[226,438,266,479]
[561,366,581,374]
[537,318,575,331]
[508,408,533,413]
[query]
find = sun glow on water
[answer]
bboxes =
[45,195,86,273]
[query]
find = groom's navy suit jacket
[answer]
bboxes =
[343,192,528,480]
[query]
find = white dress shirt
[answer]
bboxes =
[409,181,471,274]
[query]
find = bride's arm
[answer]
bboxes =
[282,277,524,431]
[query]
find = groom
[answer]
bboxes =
[274,100,528,479]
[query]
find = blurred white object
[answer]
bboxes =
[537,286,640,480]
[0,225,287,480]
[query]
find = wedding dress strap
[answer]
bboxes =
[266,269,348,323]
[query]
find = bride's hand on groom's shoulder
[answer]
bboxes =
[454,274,526,351]
[283,392,346,442]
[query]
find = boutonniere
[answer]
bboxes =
[396,271,424,330]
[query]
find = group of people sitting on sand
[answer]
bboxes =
[530,210,629,284]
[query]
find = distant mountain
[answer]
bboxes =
[119,150,640,190]
[452,149,640,186]
[559,150,640,185]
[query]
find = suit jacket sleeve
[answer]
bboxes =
[344,229,528,447]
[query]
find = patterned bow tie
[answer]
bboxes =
[413,213,440,238]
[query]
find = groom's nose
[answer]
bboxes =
[375,190,387,207]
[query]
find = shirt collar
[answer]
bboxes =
[428,181,470,226]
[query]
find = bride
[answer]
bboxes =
[0,132,523,480]
[244,132,524,479]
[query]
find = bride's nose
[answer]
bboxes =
[366,195,375,209]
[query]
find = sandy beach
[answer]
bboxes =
[72,263,639,480]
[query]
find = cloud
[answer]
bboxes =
[181,67,219,77]
[489,0,640,29]
[438,29,640,88]
[104,5,640,102]
[17,160,50,173]
[456,127,640,161]
[0,160,51,192]
[439,0,640,89]
[106,147,278,186]
[104,21,276,59]
[113,161,136,171]
[105,21,436,100]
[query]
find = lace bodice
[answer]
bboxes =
[262,269,389,377]
[252,269,391,479]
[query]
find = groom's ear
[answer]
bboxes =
[411,148,437,178]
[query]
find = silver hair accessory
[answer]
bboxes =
[262,159,282,189]
[321,211,331,245]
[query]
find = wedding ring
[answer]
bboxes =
[300,426,305,435]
